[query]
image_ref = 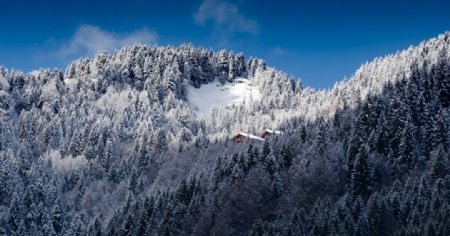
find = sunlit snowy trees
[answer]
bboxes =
[0,32,449,235]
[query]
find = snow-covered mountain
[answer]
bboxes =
[1,32,450,236]
[0,32,449,140]
[1,32,449,143]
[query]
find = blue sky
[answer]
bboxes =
[0,0,449,89]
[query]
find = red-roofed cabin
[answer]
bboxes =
[233,132,265,143]
[233,132,247,143]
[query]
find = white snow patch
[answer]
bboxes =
[187,77,261,114]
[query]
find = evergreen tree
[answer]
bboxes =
[346,125,364,172]
[129,169,140,194]
[397,121,417,171]
[351,145,373,198]
[68,214,84,236]
[51,202,63,234]
[300,125,307,143]
[8,192,22,234]
[430,110,448,151]
[429,146,448,181]
[137,197,155,235]
[280,144,293,169]
[316,124,327,155]
[261,140,271,160]
[87,217,102,236]
[367,193,383,235]
[102,139,114,171]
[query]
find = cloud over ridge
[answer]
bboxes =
[194,0,258,35]
[58,25,158,59]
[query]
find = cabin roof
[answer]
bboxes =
[235,132,265,141]
[264,129,283,135]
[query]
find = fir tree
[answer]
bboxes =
[429,146,448,182]
[351,145,373,198]
[397,121,417,171]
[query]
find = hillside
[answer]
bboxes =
[0,33,450,235]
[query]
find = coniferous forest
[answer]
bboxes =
[1,33,450,235]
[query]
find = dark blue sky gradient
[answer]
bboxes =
[0,0,449,88]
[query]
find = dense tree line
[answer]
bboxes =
[0,33,449,235]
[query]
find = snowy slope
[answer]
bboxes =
[187,77,261,114]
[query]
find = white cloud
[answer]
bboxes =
[58,25,158,58]
[194,0,258,36]
[270,46,288,56]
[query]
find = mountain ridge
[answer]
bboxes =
[1,32,450,235]
[1,32,450,142]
